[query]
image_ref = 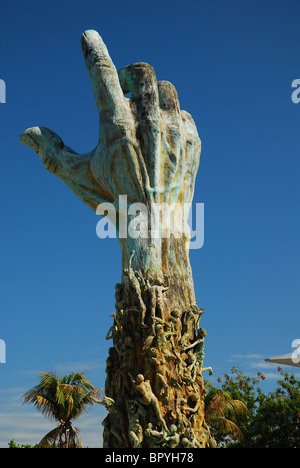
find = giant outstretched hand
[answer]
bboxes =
[20,30,201,300]
[20,30,200,210]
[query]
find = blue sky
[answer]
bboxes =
[0,0,299,447]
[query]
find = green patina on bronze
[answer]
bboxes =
[20,30,215,448]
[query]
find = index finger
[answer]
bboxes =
[81,30,130,122]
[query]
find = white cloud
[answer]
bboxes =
[259,372,284,380]
[229,354,265,361]
[54,360,105,373]
[0,409,53,447]
[226,353,300,383]
[0,386,106,448]
[248,360,276,369]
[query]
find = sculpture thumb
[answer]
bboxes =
[19,127,65,159]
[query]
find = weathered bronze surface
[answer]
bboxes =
[20,30,215,448]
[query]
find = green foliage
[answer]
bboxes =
[8,439,40,448]
[204,385,249,441]
[22,371,102,448]
[8,439,90,448]
[209,366,300,448]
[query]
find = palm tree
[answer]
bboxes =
[204,385,249,442]
[23,371,102,448]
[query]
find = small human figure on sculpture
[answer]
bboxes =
[133,374,168,431]
[170,309,182,339]
[146,277,169,334]
[145,423,179,448]
[101,397,124,446]
[126,400,146,448]
[181,428,202,448]
[105,347,118,397]
[155,323,176,360]
[181,306,204,348]
[115,283,126,315]
[145,348,169,403]
[123,251,147,328]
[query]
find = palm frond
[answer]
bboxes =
[221,398,249,419]
[205,390,249,441]
[211,417,244,440]
[23,389,57,420]
[39,427,61,448]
